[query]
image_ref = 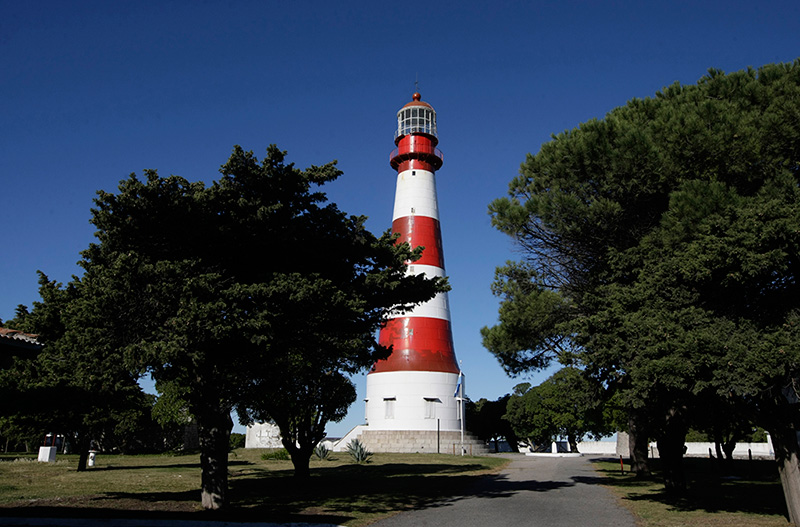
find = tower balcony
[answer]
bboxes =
[390,142,444,171]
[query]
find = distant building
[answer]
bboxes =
[0,327,42,368]
[245,421,283,449]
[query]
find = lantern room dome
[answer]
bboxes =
[401,92,434,110]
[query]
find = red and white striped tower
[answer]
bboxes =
[365,93,463,434]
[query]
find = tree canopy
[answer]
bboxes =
[77,145,445,508]
[484,60,800,513]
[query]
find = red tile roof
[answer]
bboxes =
[0,327,40,345]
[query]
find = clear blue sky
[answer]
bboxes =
[2,1,798,437]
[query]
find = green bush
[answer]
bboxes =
[261,448,290,460]
[346,439,372,464]
[229,433,246,450]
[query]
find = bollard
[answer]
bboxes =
[620,455,625,475]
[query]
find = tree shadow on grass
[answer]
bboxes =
[96,463,201,471]
[591,457,788,518]
[97,459,251,471]
[1,457,575,523]
[227,461,574,520]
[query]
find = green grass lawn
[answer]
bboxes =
[2,450,791,526]
[592,457,789,527]
[0,449,508,526]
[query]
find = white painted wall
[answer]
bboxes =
[365,370,462,431]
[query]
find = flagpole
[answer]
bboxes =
[459,362,464,456]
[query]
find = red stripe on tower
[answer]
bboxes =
[373,318,456,373]
[391,216,444,268]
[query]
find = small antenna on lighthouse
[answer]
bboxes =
[415,73,419,93]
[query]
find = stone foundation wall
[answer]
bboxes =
[356,429,488,455]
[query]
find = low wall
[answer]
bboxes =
[577,441,618,455]
[667,441,773,459]
[576,437,774,459]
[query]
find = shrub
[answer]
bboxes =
[260,448,289,460]
[314,443,331,460]
[346,439,372,464]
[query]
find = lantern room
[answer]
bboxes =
[395,93,438,144]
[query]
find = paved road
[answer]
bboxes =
[373,454,637,527]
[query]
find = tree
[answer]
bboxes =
[505,367,609,452]
[244,370,355,478]
[1,273,150,470]
[80,145,444,508]
[485,61,800,510]
[466,395,519,452]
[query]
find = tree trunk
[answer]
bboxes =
[197,409,233,510]
[770,424,800,525]
[722,439,736,465]
[657,408,687,495]
[287,444,312,478]
[712,430,725,472]
[628,412,651,477]
[76,433,90,472]
[567,433,579,453]
[282,430,315,479]
[714,430,724,460]
[505,429,520,453]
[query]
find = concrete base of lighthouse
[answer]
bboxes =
[327,370,487,454]
[355,429,487,455]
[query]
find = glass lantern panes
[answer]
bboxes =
[396,105,437,139]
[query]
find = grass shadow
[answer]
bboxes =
[227,459,575,521]
[97,463,202,471]
[592,457,787,518]
[0,454,508,525]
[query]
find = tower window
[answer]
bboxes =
[384,397,396,419]
[424,397,441,419]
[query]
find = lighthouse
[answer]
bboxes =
[360,93,465,451]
